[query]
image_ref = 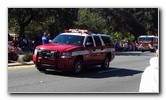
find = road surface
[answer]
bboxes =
[8,51,156,93]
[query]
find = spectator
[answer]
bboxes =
[135,41,138,51]
[42,32,49,44]
[139,49,159,93]
[119,41,123,51]
[13,38,19,48]
[132,42,135,51]
[22,36,29,51]
[124,42,128,51]
[47,33,51,42]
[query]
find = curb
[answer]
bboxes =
[8,65,35,70]
[8,61,34,67]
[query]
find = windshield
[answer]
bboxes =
[52,34,84,46]
[138,37,153,42]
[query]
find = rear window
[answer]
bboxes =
[101,36,114,46]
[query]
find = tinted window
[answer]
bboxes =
[52,35,84,46]
[94,36,102,46]
[101,36,114,46]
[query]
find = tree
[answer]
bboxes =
[8,8,79,38]
[8,8,37,38]
[8,8,158,42]
[74,8,106,33]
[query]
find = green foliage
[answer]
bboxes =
[8,8,158,41]
[22,53,33,62]
[110,32,135,42]
[74,8,106,33]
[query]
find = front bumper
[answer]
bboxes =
[137,46,155,51]
[33,54,75,71]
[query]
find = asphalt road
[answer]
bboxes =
[8,51,156,93]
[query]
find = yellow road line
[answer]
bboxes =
[8,65,35,70]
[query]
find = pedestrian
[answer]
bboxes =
[22,36,29,51]
[139,49,159,93]
[47,33,51,42]
[132,42,135,51]
[12,37,19,48]
[42,32,49,44]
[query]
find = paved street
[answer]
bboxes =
[8,51,156,93]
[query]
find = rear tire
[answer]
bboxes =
[101,56,110,70]
[72,59,82,74]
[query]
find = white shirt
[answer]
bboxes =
[139,57,159,93]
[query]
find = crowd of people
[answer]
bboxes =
[114,40,138,52]
[9,32,52,53]
[11,33,140,53]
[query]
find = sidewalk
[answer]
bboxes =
[8,61,34,67]
[8,52,34,67]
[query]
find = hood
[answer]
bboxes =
[149,57,159,70]
[36,43,81,52]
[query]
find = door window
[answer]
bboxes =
[85,36,94,47]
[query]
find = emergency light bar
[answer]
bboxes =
[64,29,91,34]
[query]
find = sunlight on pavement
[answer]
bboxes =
[8,65,35,70]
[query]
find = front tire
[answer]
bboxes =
[72,59,82,74]
[35,65,46,72]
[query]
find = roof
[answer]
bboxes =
[60,32,111,37]
[9,33,19,37]
[61,33,89,36]
[62,29,111,37]
[139,35,158,38]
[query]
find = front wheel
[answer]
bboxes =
[72,59,82,74]
[101,56,110,70]
[35,65,46,72]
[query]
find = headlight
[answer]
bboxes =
[61,52,71,58]
[34,49,38,55]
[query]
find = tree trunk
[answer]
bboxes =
[19,25,25,38]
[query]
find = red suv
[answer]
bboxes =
[33,29,115,74]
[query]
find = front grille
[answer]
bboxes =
[36,49,59,68]
[38,49,59,59]
[142,43,148,47]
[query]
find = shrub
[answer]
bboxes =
[22,52,33,62]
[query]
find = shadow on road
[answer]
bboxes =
[44,67,143,79]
